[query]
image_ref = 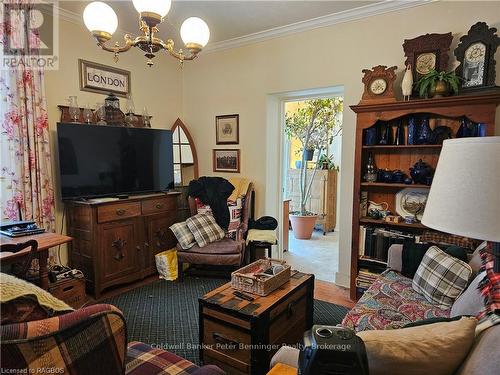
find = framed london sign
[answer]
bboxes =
[79,59,131,97]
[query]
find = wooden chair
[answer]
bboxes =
[0,240,39,280]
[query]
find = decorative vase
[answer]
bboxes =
[430,80,449,98]
[402,64,413,101]
[378,122,392,145]
[407,117,416,145]
[394,121,405,145]
[290,214,318,240]
[303,148,315,161]
[416,117,432,145]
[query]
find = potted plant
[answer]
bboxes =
[415,69,461,98]
[285,98,342,239]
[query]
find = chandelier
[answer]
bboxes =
[83,0,210,67]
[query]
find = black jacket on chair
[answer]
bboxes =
[188,177,235,230]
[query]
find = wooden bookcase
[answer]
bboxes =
[349,89,500,301]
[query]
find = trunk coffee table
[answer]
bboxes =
[199,271,314,375]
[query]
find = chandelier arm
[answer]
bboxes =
[95,34,135,54]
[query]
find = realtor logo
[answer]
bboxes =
[1,0,59,70]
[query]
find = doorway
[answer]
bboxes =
[281,93,343,283]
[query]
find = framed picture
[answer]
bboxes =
[216,114,239,144]
[213,149,240,173]
[79,59,131,97]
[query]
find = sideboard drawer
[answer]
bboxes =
[142,197,176,215]
[97,202,141,223]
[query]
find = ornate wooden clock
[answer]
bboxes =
[454,22,500,92]
[403,32,453,83]
[359,65,397,104]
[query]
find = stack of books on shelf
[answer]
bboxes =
[358,225,414,263]
[356,268,379,288]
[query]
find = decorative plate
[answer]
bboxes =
[395,188,429,221]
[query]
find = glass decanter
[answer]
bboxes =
[82,104,93,124]
[95,102,107,125]
[68,96,80,122]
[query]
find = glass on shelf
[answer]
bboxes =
[82,104,93,124]
[142,107,151,127]
[95,102,107,125]
[68,96,80,122]
[124,94,138,127]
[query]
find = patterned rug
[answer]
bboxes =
[105,277,350,365]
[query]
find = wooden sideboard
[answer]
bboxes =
[286,169,337,233]
[65,193,180,298]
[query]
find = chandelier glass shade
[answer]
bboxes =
[82,0,209,66]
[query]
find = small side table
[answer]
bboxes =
[248,240,275,262]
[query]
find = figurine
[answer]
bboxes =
[402,64,413,101]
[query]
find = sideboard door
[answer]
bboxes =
[143,213,177,276]
[99,218,142,288]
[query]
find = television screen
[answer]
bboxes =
[57,123,174,199]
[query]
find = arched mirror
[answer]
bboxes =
[171,118,199,187]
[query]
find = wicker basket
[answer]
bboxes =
[231,258,291,296]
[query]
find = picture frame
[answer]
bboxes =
[215,114,239,144]
[402,32,453,83]
[79,59,131,97]
[213,149,240,173]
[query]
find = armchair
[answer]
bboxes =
[1,301,224,375]
[177,183,254,280]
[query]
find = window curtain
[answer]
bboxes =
[0,1,56,234]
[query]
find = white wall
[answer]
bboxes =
[181,1,500,287]
[45,19,183,262]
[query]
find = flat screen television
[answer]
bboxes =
[57,123,174,200]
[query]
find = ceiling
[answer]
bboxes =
[60,1,386,50]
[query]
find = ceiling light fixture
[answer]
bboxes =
[83,0,210,67]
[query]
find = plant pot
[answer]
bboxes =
[290,214,318,239]
[303,149,315,161]
[430,80,449,98]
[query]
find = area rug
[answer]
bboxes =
[104,277,350,365]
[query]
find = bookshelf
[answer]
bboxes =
[349,89,500,301]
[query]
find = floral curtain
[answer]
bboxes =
[0,1,55,233]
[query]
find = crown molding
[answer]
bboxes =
[57,0,436,54]
[204,0,436,53]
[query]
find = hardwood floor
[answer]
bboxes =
[314,279,355,309]
[86,275,355,310]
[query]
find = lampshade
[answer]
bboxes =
[421,137,500,242]
[180,17,210,47]
[83,2,118,35]
[132,0,171,18]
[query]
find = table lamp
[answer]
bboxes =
[421,137,500,272]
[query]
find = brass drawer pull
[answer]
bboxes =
[212,333,240,351]
[155,203,164,209]
[116,208,126,216]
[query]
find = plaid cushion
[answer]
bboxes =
[413,246,472,308]
[186,213,225,248]
[226,200,243,240]
[126,341,199,375]
[477,243,500,321]
[1,304,127,374]
[170,222,196,250]
[420,230,479,250]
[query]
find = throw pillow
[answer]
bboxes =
[450,271,486,318]
[170,221,196,250]
[357,317,477,375]
[226,202,242,240]
[186,213,225,248]
[402,243,469,279]
[412,246,472,308]
[401,243,429,278]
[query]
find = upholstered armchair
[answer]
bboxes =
[1,302,224,375]
[177,183,254,280]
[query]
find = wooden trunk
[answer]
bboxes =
[286,169,337,233]
[65,193,180,298]
[199,272,314,375]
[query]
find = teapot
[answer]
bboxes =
[409,159,433,185]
